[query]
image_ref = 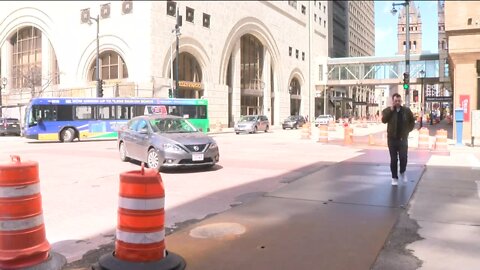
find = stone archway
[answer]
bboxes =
[289,77,301,116]
[220,17,281,126]
[172,52,203,98]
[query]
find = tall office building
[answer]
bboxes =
[328,1,348,58]
[397,1,422,55]
[348,1,375,57]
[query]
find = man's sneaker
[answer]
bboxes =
[400,173,408,183]
[391,178,398,186]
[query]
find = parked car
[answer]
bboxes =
[118,115,219,171]
[282,115,306,129]
[234,115,269,134]
[0,118,21,136]
[314,115,335,127]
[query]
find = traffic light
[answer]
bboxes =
[402,72,410,90]
[413,90,418,102]
[168,88,173,98]
[97,79,104,97]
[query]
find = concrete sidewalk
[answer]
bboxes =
[163,134,480,270]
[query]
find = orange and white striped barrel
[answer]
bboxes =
[0,155,50,269]
[344,127,353,145]
[327,120,336,131]
[318,125,328,143]
[418,127,430,150]
[115,165,166,262]
[301,123,311,140]
[435,129,448,152]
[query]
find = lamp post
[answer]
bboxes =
[419,70,425,128]
[174,8,182,98]
[0,77,6,118]
[89,15,101,97]
[391,0,411,107]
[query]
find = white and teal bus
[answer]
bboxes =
[23,97,209,142]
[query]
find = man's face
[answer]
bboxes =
[393,96,402,108]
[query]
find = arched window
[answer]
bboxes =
[89,50,128,81]
[11,26,42,89]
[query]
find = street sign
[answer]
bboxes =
[424,96,452,102]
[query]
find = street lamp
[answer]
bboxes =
[391,0,411,107]
[174,8,182,98]
[419,70,425,128]
[88,15,101,97]
[0,77,6,118]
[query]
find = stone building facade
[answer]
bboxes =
[0,1,329,128]
[445,1,480,142]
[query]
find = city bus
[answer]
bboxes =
[23,97,209,142]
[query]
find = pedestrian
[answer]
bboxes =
[381,93,415,186]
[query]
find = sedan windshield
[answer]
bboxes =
[150,118,198,133]
[239,116,257,122]
[286,116,297,121]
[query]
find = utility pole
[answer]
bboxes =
[89,15,101,97]
[175,8,182,98]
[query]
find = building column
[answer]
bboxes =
[231,41,242,121]
[262,48,271,120]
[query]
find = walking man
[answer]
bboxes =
[382,93,415,186]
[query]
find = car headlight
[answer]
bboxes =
[209,142,218,149]
[163,143,184,152]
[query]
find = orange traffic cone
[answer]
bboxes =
[0,155,66,270]
[94,164,185,270]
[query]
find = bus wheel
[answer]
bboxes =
[119,142,130,162]
[61,128,75,142]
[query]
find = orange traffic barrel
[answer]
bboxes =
[418,127,430,150]
[318,125,328,143]
[94,164,185,270]
[368,134,375,145]
[327,120,336,131]
[301,123,311,140]
[344,127,353,145]
[433,129,449,155]
[0,155,65,270]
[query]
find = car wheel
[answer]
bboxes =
[282,127,286,130]
[119,142,130,162]
[147,148,162,171]
[294,124,298,129]
[265,125,269,132]
[61,128,75,142]
[236,132,240,135]
[253,126,257,133]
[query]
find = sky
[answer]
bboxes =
[375,0,439,56]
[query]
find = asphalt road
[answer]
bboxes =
[0,128,377,265]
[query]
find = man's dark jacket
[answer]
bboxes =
[381,106,415,139]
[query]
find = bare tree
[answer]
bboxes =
[16,65,60,98]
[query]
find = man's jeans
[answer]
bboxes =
[388,137,408,179]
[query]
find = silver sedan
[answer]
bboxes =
[118,115,220,171]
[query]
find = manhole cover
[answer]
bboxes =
[189,222,246,239]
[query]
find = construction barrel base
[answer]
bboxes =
[22,252,66,270]
[92,251,186,270]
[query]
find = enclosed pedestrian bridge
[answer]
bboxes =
[326,53,445,86]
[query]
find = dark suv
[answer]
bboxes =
[282,115,306,129]
[0,118,21,136]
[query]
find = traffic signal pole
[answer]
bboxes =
[405,0,410,107]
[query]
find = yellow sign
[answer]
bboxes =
[179,81,203,89]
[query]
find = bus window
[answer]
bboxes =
[31,105,58,123]
[116,105,132,120]
[57,105,74,121]
[98,105,115,120]
[74,106,94,120]
[133,105,146,117]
